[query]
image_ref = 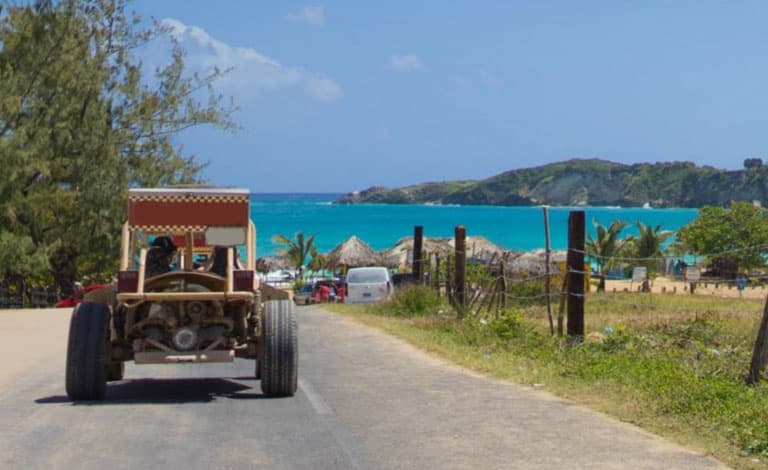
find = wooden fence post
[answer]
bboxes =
[558,276,567,336]
[446,255,453,305]
[748,295,768,384]
[498,260,507,312]
[433,252,441,294]
[413,225,424,284]
[567,211,585,338]
[543,206,554,335]
[455,225,467,316]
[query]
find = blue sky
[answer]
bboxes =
[133,1,768,193]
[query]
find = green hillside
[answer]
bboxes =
[335,159,768,208]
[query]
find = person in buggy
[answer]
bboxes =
[145,236,177,278]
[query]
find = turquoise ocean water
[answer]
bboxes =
[250,194,699,257]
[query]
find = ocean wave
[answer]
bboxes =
[421,203,462,208]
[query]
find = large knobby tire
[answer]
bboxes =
[260,300,298,397]
[66,302,110,400]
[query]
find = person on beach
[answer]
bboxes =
[319,283,330,302]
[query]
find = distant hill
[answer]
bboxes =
[335,159,768,208]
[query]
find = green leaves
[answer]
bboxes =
[273,232,317,273]
[0,0,236,290]
[678,201,768,271]
[632,221,674,275]
[586,218,630,275]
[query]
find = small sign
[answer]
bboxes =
[737,275,747,291]
[632,267,647,282]
[684,266,701,282]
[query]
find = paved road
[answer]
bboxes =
[0,307,726,469]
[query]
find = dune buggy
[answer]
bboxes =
[65,188,297,400]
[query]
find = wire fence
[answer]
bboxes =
[0,286,59,309]
[418,242,768,324]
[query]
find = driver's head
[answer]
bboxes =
[151,236,176,254]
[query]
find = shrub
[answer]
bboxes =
[506,273,564,306]
[455,310,537,349]
[486,311,529,342]
[384,284,442,317]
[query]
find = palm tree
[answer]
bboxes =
[272,232,317,276]
[586,219,630,292]
[634,221,674,277]
[307,245,329,273]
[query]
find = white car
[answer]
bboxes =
[345,267,394,303]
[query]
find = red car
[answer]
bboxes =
[55,284,109,308]
[310,279,345,303]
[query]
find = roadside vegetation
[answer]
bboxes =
[0,0,235,298]
[327,285,768,469]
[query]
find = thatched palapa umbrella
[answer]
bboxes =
[327,236,379,270]
[380,236,453,269]
[463,236,505,261]
[506,249,567,275]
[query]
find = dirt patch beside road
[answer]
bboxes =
[0,308,70,388]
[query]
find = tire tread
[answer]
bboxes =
[65,302,109,400]
[260,300,298,396]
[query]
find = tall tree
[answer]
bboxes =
[273,232,317,275]
[678,201,768,276]
[0,0,236,294]
[586,219,630,292]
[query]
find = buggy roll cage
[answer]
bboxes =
[115,188,258,304]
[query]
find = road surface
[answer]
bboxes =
[0,306,726,469]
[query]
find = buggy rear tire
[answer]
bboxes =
[260,300,298,397]
[66,302,110,400]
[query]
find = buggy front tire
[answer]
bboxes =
[66,302,110,400]
[260,300,298,397]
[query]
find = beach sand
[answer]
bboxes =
[604,276,768,300]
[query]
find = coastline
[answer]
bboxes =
[249,194,698,257]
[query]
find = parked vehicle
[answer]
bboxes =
[294,279,344,304]
[293,283,314,305]
[310,278,345,303]
[55,284,109,308]
[345,267,393,303]
[391,273,414,287]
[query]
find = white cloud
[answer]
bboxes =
[305,78,343,102]
[160,18,341,103]
[388,54,424,71]
[287,6,325,26]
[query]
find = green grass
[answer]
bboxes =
[327,289,768,469]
